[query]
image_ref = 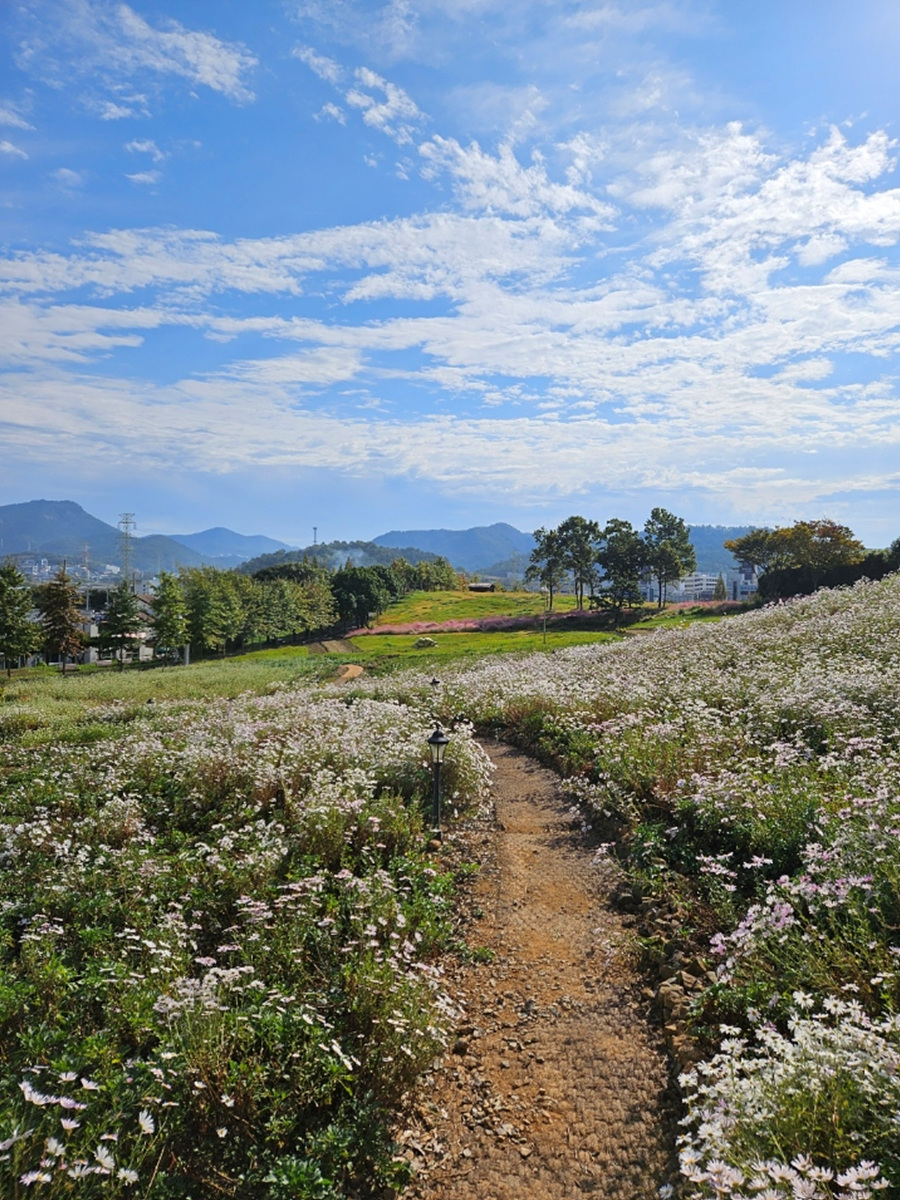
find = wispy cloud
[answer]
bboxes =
[0,105,34,130]
[0,140,28,159]
[125,138,164,162]
[15,0,257,106]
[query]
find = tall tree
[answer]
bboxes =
[37,565,84,671]
[150,571,188,661]
[595,519,646,623]
[525,527,567,611]
[643,508,697,608]
[101,579,143,669]
[557,516,601,609]
[0,561,39,676]
[331,566,392,629]
[713,573,728,601]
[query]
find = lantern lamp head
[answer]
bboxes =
[427,723,449,765]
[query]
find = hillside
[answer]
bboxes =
[373,522,534,571]
[237,539,446,575]
[170,527,292,562]
[373,521,754,575]
[0,500,207,574]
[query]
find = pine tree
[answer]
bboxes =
[37,566,84,671]
[0,561,39,676]
[102,579,142,670]
[713,573,728,601]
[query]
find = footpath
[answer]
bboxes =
[399,741,677,1200]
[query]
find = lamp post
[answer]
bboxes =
[427,723,449,836]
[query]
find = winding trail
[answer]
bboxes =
[401,741,677,1200]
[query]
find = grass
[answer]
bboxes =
[348,628,621,659]
[373,588,578,624]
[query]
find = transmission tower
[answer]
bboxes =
[118,513,136,588]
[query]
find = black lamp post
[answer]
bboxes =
[427,723,450,835]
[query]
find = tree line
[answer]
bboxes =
[724,519,900,599]
[0,554,461,672]
[526,508,697,618]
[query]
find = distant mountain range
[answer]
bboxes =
[0,501,292,574]
[373,523,535,572]
[375,521,754,576]
[0,500,755,579]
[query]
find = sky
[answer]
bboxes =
[3,1,900,547]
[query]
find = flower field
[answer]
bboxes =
[5,574,900,1197]
[357,575,900,1197]
[0,690,491,1196]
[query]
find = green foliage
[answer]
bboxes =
[0,561,39,675]
[100,578,143,668]
[525,526,568,609]
[150,570,188,659]
[36,565,84,668]
[331,566,393,629]
[643,506,697,608]
[557,515,601,609]
[595,518,646,621]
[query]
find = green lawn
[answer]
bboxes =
[349,627,621,660]
[375,588,578,624]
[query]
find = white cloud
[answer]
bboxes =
[51,167,85,187]
[0,141,28,159]
[0,106,35,130]
[125,138,164,162]
[125,170,161,185]
[346,67,424,144]
[17,0,257,106]
[293,44,343,84]
[314,102,346,125]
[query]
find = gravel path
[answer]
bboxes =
[400,740,677,1200]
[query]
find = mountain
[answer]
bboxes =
[373,523,535,571]
[170,527,292,561]
[238,540,444,575]
[688,525,756,575]
[0,500,207,575]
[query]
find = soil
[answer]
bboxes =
[399,740,678,1200]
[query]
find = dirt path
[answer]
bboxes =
[400,740,677,1200]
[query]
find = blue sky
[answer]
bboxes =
[3,0,900,546]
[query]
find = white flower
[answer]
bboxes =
[138,1110,155,1135]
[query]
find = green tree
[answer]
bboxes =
[331,566,392,629]
[0,561,39,676]
[713,573,728,601]
[724,527,781,573]
[150,571,188,661]
[180,567,246,657]
[101,579,143,669]
[594,519,646,623]
[643,508,697,608]
[37,565,84,670]
[525,526,567,611]
[557,515,601,609]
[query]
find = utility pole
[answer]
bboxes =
[313,526,317,546]
[118,513,136,590]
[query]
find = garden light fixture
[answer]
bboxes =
[427,723,449,835]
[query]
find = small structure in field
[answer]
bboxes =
[468,582,496,592]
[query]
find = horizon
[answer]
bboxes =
[3,2,900,546]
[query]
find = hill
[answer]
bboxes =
[373,522,535,571]
[0,500,207,574]
[237,539,447,575]
[170,527,292,563]
[372,521,755,575]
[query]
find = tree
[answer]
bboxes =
[525,527,567,610]
[0,561,39,676]
[557,516,601,610]
[594,519,646,623]
[37,565,84,670]
[331,566,392,630]
[180,567,245,657]
[713,573,728,601]
[150,571,188,661]
[723,527,781,573]
[643,508,697,608]
[101,579,143,669]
